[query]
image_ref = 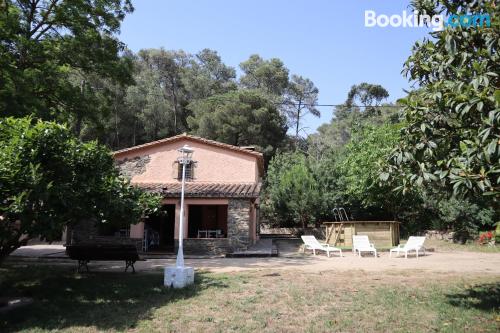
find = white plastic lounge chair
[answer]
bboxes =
[390,236,426,258]
[352,235,377,257]
[301,235,342,257]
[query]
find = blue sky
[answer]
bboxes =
[120,0,433,134]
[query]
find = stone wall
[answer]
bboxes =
[178,239,232,255]
[424,230,455,242]
[115,155,151,179]
[176,198,252,255]
[260,227,326,239]
[67,219,99,244]
[67,222,141,250]
[227,199,251,251]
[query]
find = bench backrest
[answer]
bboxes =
[301,235,322,248]
[66,244,139,261]
[404,236,426,249]
[353,235,371,248]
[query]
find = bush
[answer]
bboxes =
[496,223,500,244]
[478,231,495,245]
[0,117,161,262]
[261,152,319,229]
[435,198,495,244]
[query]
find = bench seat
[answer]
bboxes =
[66,244,139,273]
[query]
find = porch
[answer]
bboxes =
[131,198,257,255]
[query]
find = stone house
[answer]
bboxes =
[113,133,263,255]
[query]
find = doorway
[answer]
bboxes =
[144,204,176,252]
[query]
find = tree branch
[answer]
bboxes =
[32,19,56,40]
[29,0,59,39]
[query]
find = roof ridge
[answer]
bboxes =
[113,133,263,158]
[132,181,260,185]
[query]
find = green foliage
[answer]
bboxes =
[263,84,407,227]
[187,90,288,161]
[184,48,238,99]
[312,120,496,239]
[434,197,495,244]
[496,223,500,243]
[313,123,422,223]
[345,83,389,114]
[340,124,402,207]
[261,152,319,229]
[283,75,320,138]
[239,54,289,97]
[0,0,134,131]
[386,0,500,197]
[31,45,320,157]
[81,48,239,148]
[135,48,190,137]
[0,1,319,155]
[309,150,347,221]
[82,50,316,156]
[308,103,399,158]
[238,54,322,143]
[0,117,161,261]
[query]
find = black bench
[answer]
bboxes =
[66,244,140,273]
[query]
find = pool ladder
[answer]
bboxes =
[328,207,349,246]
[332,207,349,221]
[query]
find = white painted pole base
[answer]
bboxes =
[164,266,194,288]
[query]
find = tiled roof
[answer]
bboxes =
[133,182,262,198]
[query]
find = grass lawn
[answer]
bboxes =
[1,264,499,333]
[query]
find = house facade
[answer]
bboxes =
[113,134,263,255]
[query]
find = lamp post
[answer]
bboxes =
[164,144,195,288]
[176,144,193,268]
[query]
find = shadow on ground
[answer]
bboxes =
[446,282,500,311]
[0,264,226,332]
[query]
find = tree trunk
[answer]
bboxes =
[0,248,12,266]
[0,233,24,266]
[295,112,300,139]
[132,115,137,146]
[73,80,86,138]
[114,105,119,149]
[74,114,83,138]
[295,98,303,142]
[170,78,179,134]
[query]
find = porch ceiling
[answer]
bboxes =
[133,182,261,198]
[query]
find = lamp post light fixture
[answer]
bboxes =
[164,144,195,288]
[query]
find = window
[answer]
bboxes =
[177,161,194,180]
[188,205,228,238]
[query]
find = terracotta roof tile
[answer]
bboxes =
[133,182,262,198]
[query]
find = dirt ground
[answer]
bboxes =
[5,243,500,333]
[9,243,500,276]
[136,251,500,275]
